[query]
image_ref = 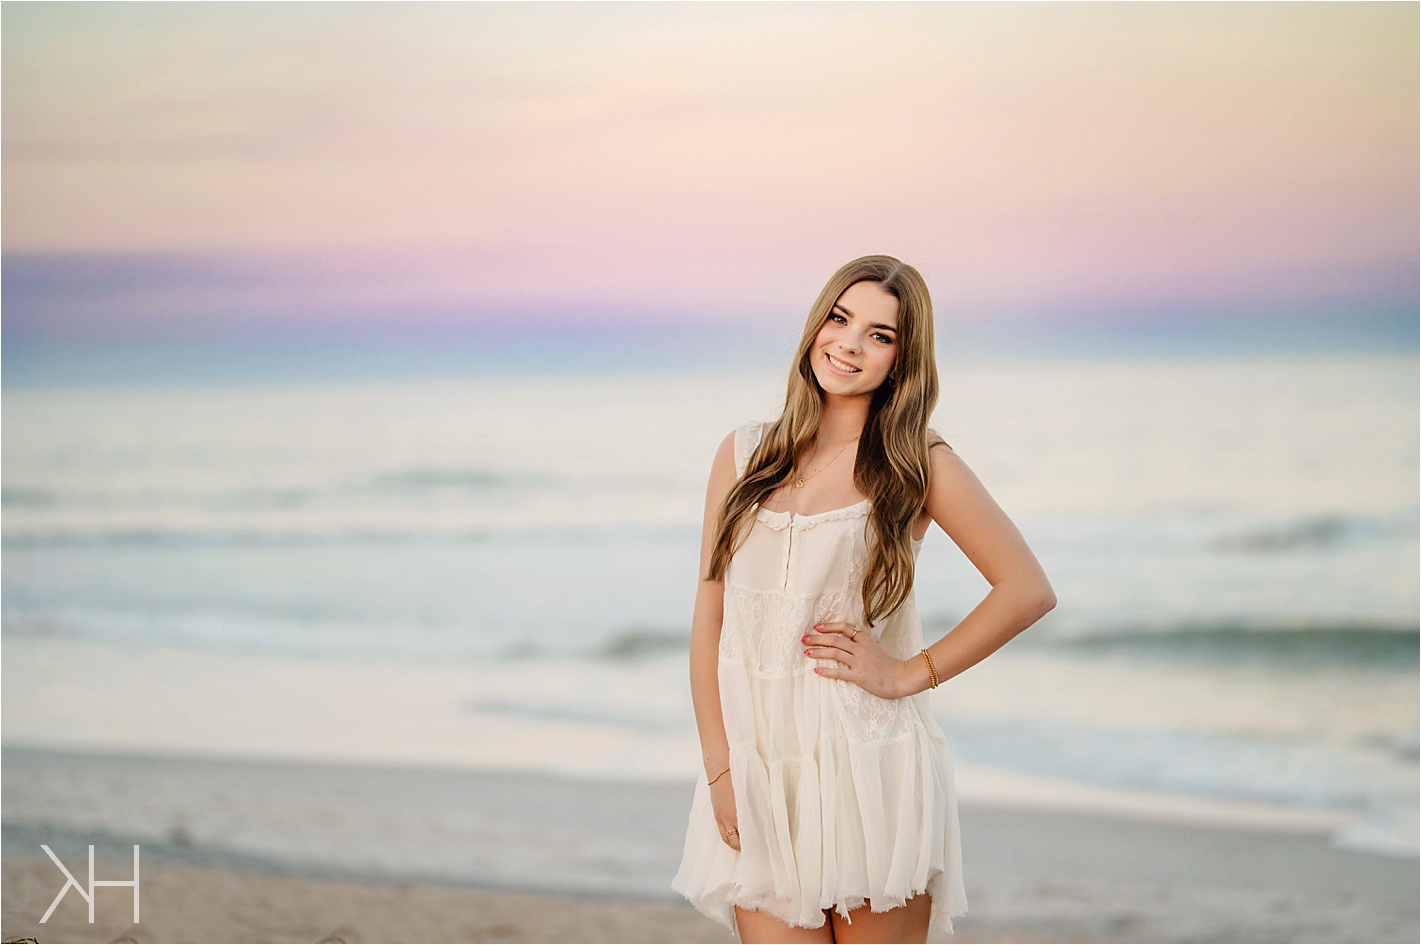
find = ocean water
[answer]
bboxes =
[3,352,1417,855]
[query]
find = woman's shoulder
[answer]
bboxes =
[729,419,771,476]
[708,420,770,481]
[926,426,954,454]
[730,418,771,447]
[924,427,965,490]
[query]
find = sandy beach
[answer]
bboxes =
[2,746,1415,944]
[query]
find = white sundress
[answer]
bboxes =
[671,420,968,939]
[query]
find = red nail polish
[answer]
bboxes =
[813,624,822,629]
[814,668,821,674]
[804,648,811,655]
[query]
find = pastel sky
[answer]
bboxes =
[2,2,1416,347]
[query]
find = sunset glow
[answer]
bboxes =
[3,2,1416,347]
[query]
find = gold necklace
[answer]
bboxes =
[794,437,857,489]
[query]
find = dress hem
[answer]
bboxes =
[671,873,969,939]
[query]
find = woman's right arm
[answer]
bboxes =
[689,429,741,851]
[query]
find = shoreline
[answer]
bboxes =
[0,732,1386,848]
[3,744,1417,944]
[6,634,1410,857]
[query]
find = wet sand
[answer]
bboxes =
[2,747,1415,944]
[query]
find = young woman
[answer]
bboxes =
[671,255,1056,943]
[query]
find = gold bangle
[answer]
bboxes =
[708,766,731,786]
[920,649,940,689]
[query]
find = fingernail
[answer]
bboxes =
[804,648,811,655]
[814,668,821,674]
[801,635,809,643]
[813,624,823,629]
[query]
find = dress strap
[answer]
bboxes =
[733,420,768,479]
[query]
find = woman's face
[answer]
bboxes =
[809,280,901,397]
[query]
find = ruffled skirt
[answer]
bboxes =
[671,664,968,938]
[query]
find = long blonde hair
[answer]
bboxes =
[706,254,941,626]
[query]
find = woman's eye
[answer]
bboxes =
[873,333,893,344]
[828,313,847,324]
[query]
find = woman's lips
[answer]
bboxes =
[824,352,862,376]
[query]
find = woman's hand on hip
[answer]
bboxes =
[709,772,740,851]
[803,621,911,699]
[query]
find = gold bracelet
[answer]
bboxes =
[920,649,940,689]
[707,766,731,786]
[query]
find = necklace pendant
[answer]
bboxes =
[795,479,806,488]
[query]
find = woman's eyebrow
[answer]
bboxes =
[833,302,897,333]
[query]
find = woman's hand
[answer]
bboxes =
[708,770,741,851]
[803,621,910,699]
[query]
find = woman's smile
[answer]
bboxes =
[808,279,901,394]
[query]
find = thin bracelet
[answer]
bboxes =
[708,766,731,786]
[920,649,940,689]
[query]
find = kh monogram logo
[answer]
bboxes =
[39,844,140,924]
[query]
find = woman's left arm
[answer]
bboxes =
[895,443,1056,696]
[805,442,1056,698]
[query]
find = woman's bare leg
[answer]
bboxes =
[734,905,835,944]
[828,891,932,944]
